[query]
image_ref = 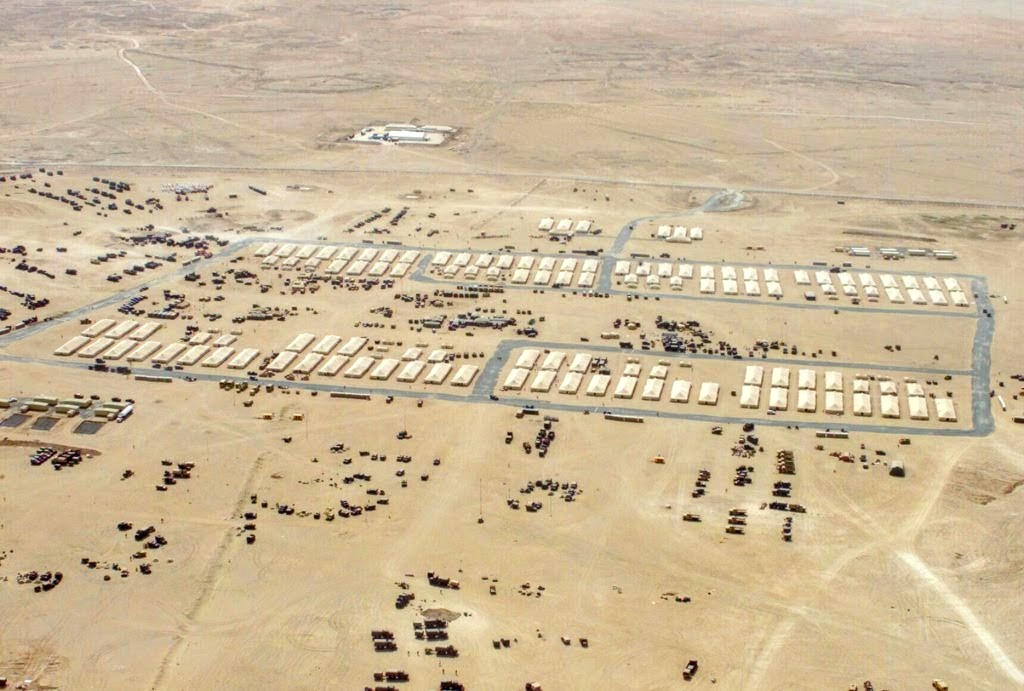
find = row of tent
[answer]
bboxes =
[538,218,593,234]
[256,244,420,278]
[656,225,704,242]
[502,366,718,404]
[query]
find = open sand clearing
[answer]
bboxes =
[0,1,1023,690]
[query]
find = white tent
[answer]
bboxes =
[852,392,872,416]
[935,398,957,422]
[451,365,478,387]
[152,342,187,364]
[294,352,325,375]
[698,382,720,406]
[516,349,541,370]
[424,362,452,385]
[464,266,480,279]
[345,260,369,276]
[452,252,471,267]
[559,258,578,272]
[78,337,115,358]
[641,378,664,401]
[950,291,969,307]
[722,279,739,295]
[538,256,556,271]
[558,372,583,394]
[286,333,316,353]
[646,275,661,289]
[906,382,925,398]
[475,253,493,268]
[614,376,638,399]
[175,344,208,366]
[824,371,843,391]
[766,282,783,297]
[852,377,870,393]
[858,272,876,287]
[657,224,672,238]
[658,263,673,278]
[367,261,389,277]
[623,362,642,377]
[401,347,422,361]
[395,359,425,382]
[799,368,822,390]
[721,266,737,281]
[586,374,611,396]
[879,380,898,396]
[670,276,684,290]
[131,323,162,341]
[943,277,961,292]
[635,262,651,277]
[318,354,349,377]
[582,259,600,273]
[533,270,552,285]
[880,274,897,289]
[885,287,905,303]
[771,367,791,388]
[254,242,276,257]
[511,269,530,284]
[740,385,761,409]
[495,254,514,270]
[699,278,715,294]
[670,379,692,403]
[538,217,554,231]
[768,387,789,411]
[578,272,596,288]
[486,266,502,281]
[908,396,929,420]
[336,247,357,261]
[427,349,448,363]
[649,364,669,380]
[105,339,140,360]
[227,348,259,370]
[744,280,761,296]
[503,368,530,390]
[797,389,817,413]
[794,270,811,285]
[864,286,880,299]
[517,256,536,270]
[689,227,703,240]
[569,353,592,373]
[821,283,837,295]
[744,365,764,386]
[901,275,920,290]
[742,267,758,281]
[929,290,948,306]
[815,270,832,286]
[880,395,900,418]
[369,358,400,381]
[668,227,690,243]
[326,259,347,274]
[678,264,694,279]
[339,337,368,356]
[908,288,927,305]
[763,268,780,283]
[343,355,374,378]
[923,276,941,291]
[81,318,116,337]
[541,351,566,371]
[700,265,715,279]
[530,370,557,393]
[824,391,843,415]
[614,260,630,276]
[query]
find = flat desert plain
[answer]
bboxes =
[0,1,1023,690]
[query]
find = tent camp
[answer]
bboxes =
[698,382,720,406]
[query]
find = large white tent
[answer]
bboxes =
[740,385,761,409]
[669,380,692,403]
[698,382,720,405]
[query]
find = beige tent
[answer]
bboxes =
[768,387,789,411]
[698,382,720,406]
[586,374,611,397]
[395,359,425,382]
[740,385,761,409]
[641,378,664,401]
[744,365,765,386]
[824,391,844,415]
[797,389,817,413]
[558,372,583,394]
[503,368,530,391]
[880,395,900,418]
[424,362,453,385]
[670,380,692,403]
[852,392,872,416]
[771,367,791,388]
[798,369,816,390]
[614,376,639,399]
[935,398,957,422]
[824,371,843,392]
[908,396,929,420]
[515,349,541,370]
[530,370,557,393]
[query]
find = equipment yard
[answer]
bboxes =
[0,1,1022,690]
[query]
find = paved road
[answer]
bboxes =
[4,160,1023,210]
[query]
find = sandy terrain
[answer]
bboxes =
[0,2,1023,690]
